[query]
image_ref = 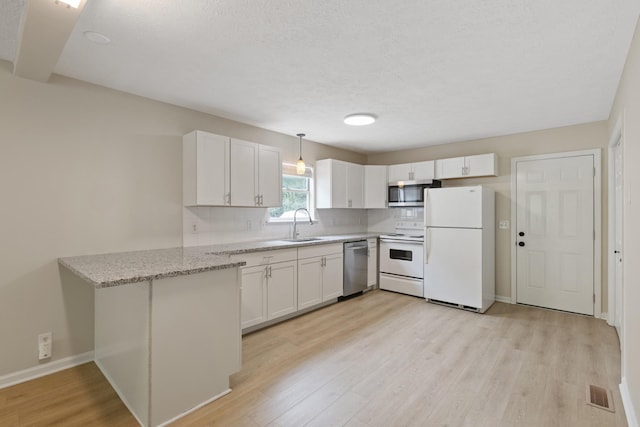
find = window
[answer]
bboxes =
[268,163,313,221]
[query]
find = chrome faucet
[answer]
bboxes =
[292,208,313,239]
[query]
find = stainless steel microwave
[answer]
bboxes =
[387,180,441,207]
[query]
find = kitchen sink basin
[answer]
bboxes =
[278,238,324,243]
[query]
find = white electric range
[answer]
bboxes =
[379,222,425,297]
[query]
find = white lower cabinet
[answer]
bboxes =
[322,253,344,300]
[240,244,346,331]
[240,265,268,328]
[367,238,378,288]
[266,260,298,319]
[297,257,323,310]
[239,249,298,330]
[298,243,344,310]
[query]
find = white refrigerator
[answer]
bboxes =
[423,185,495,313]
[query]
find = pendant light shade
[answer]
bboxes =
[296,133,306,175]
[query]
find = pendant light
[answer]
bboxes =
[296,133,306,175]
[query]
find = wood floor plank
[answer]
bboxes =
[0,290,626,426]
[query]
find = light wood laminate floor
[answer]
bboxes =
[0,290,626,426]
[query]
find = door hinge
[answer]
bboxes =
[593,294,596,303]
[594,230,596,241]
[593,167,596,177]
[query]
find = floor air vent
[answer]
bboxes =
[586,384,614,412]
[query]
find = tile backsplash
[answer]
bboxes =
[182,206,423,247]
[182,207,369,247]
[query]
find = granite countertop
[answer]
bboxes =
[59,233,380,288]
[202,233,380,255]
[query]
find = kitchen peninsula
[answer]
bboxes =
[58,234,377,427]
[59,247,246,427]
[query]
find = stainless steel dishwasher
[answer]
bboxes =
[343,240,368,297]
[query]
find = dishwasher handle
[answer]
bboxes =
[346,245,368,251]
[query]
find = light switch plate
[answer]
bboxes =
[499,220,510,230]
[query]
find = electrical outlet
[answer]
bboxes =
[191,223,197,233]
[499,220,510,230]
[38,332,52,360]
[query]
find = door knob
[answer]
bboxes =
[518,232,525,237]
[518,242,525,247]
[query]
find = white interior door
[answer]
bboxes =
[613,141,624,336]
[515,155,595,315]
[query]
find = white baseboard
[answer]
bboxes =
[157,388,232,427]
[0,351,94,390]
[599,311,609,322]
[495,295,512,304]
[621,377,639,427]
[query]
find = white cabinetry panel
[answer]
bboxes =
[240,265,267,329]
[258,144,282,207]
[388,161,434,182]
[184,130,281,207]
[364,165,387,208]
[267,260,298,319]
[183,131,230,206]
[316,159,363,209]
[435,153,498,179]
[230,139,258,207]
[298,257,323,310]
[367,238,378,287]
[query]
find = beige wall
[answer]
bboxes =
[609,17,640,423]
[368,122,609,305]
[0,60,365,377]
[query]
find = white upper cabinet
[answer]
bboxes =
[316,159,364,209]
[387,163,412,183]
[183,131,230,206]
[184,131,282,207]
[230,139,258,207]
[364,165,388,208]
[412,160,435,181]
[229,138,282,207]
[435,153,498,179]
[346,162,364,208]
[258,144,283,207]
[388,160,434,182]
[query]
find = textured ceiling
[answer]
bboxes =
[4,1,640,153]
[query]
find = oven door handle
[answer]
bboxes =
[380,238,423,245]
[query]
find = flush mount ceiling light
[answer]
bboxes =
[296,133,306,175]
[55,0,81,8]
[344,113,377,126]
[83,31,111,45]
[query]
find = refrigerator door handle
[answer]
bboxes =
[424,227,429,264]
[424,188,429,226]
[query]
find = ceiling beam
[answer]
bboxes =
[13,0,86,82]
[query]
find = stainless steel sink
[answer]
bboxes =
[278,238,324,243]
